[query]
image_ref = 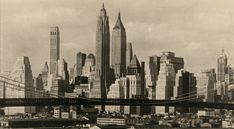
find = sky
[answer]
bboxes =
[1,0,234,76]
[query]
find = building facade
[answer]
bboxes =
[82,53,95,80]
[149,56,160,86]
[76,52,86,77]
[50,26,60,74]
[95,4,110,98]
[126,42,133,70]
[173,69,197,113]
[106,79,124,112]
[41,62,49,89]
[57,58,69,83]
[217,49,227,82]
[111,12,126,78]
[5,56,35,115]
[155,60,175,114]
[50,77,66,98]
[159,51,184,73]
[196,69,216,102]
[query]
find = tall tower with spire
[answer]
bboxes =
[111,11,126,78]
[217,49,228,82]
[95,3,110,98]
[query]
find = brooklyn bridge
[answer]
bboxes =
[0,98,233,110]
[1,75,234,110]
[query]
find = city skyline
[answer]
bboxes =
[1,1,234,127]
[2,0,234,75]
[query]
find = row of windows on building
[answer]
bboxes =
[50,32,57,35]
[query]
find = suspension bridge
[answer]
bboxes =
[0,75,233,109]
[0,98,233,110]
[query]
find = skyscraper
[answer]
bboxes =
[197,69,216,102]
[160,51,184,73]
[50,77,66,98]
[155,60,175,114]
[41,62,49,88]
[11,57,34,99]
[106,79,124,112]
[83,53,95,79]
[127,55,141,75]
[126,42,133,69]
[95,3,110,98]
[225,65,234,84]
[50,26,60,74]
[35,74,44,99]
[36,74,44,91]
[6,56,35,115]
[111,12,126,78]
[217,49,227,82]
[174,69,197,113]
[149,56,160,86]
[57,58,69,83]
[76,52,86,77]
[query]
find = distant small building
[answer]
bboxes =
[61,111,69,119]
[53,107,60,118]
[197,110,215,118]
[97,117,126,126]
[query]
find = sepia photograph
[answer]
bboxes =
[1,0,234,128]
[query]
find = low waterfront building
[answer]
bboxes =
[97,117,126,126]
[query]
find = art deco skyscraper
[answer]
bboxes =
[50,26,60,74]
[111,12,126,78]
[95,4,110,98]
[217,49,227,82]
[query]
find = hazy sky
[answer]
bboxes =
[1,0,234,76]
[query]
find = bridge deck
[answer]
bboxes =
[0,98,233,109]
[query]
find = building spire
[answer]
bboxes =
[222,48,224,54]
[118,10,121,19]
[113,10,125,30]
[100,3,107,17]
[42,61,49,73]
[102,3,105,9]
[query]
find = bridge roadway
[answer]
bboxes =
[0,98,233,109]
